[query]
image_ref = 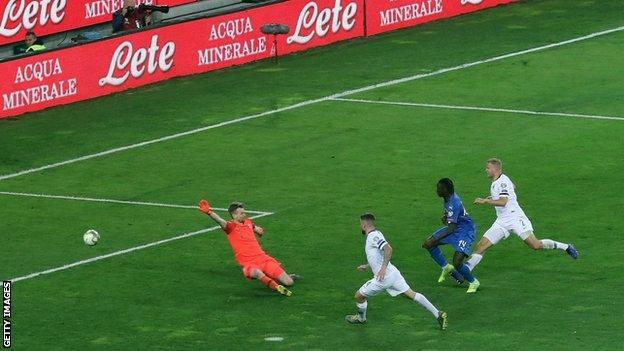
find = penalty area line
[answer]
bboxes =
[7,211,274,283]
[0,191,272,215]
[331,98,624,122]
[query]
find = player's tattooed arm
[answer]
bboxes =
[377,244,393,281]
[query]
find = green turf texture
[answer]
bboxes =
[1,0,623,349]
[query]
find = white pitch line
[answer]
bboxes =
[331,98,624,122]
[8,212,274,283]
[0,191,271,215]
[0,25,622,182]
[332,26,624,99]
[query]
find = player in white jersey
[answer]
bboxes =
[465,158,578,271]
[345,213,448,330]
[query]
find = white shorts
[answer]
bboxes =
[483,215,534,245]
[358,271,410,298]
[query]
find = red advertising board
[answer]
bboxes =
[0,0,195,46]
[365,0,516,36]
[1,0,366,118]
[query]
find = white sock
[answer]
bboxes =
[413,293,439,318]
[541,239,569,250]
[466,253,483,271]
[356,301,367,321]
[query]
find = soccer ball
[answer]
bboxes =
[83,229,100,246]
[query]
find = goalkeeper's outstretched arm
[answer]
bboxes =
[198,199,228,229]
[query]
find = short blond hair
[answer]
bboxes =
[487,158,502,169]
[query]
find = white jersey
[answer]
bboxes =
[490,173,526,220]
[365,230,399,276]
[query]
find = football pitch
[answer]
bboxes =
[1,0,623,349]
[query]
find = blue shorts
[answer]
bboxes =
[431,226,476,256]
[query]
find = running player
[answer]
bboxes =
[466,158,578,271]
[345,213,447,329]
[423,178,480,293]
[198,199,296,296]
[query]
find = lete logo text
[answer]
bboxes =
[99,34,175,87]
[0,0,66,37]
[287,0,358,45]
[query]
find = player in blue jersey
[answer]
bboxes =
[422,178,480,293]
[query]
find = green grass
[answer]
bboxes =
[1,0,623,349]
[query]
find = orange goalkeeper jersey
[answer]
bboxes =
[224,219,267,265]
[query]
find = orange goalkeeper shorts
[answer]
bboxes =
[241,255,285,280]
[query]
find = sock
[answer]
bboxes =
[540,239,569,250]
[259,275,279,291]
[413,293,439,318]
[356,301,367,321]
[465,253,483,271]
[448,265,465,283]
[428,247,448,267]
[457,263,476,283]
